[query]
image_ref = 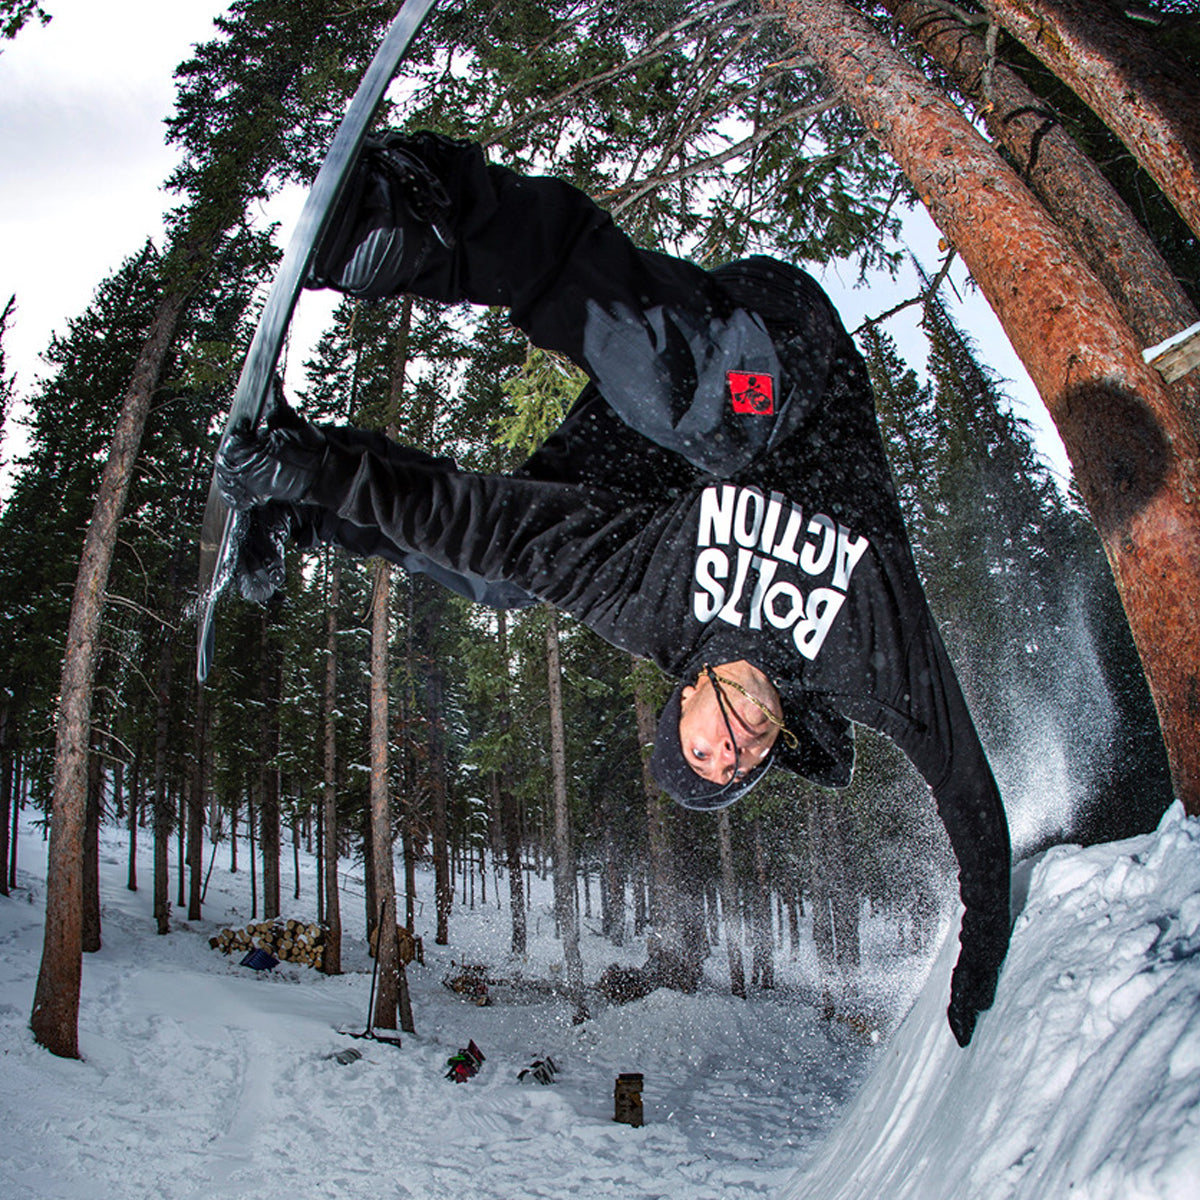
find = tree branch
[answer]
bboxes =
[608,98,837,215]
[851,248,958,335]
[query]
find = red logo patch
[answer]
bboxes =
[728,371,775,415]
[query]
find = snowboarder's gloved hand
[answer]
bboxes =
[232,503,296,604]
[216,416,328,512]
[947,925,1006,1047]
[307,131,456,300]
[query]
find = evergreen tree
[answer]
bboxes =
[0,0,49,46]
[866,304,1172,847]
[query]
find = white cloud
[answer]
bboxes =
[0,0,223,397]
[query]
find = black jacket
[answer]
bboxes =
[296,136,1012,1000]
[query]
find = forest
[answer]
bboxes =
[1,0,1196,1064]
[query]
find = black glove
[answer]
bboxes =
[947,928,1006,1047]
[232,503,296,604]
[215,417,327,512]
[307,131,455,299]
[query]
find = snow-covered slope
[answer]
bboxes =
[3,802,1199,1199]
[0,823,881,1200]
[784,802,1200,1200]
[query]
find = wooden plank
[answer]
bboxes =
[1144,320,1200,384]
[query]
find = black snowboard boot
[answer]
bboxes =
[308,131,456,300]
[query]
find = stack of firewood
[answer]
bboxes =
[210,919,326,969]
[367,923,425,966]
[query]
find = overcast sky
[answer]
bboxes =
[1,0,1072,491]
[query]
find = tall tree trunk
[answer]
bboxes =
[126,752,139,892]
[30,281,190,1058]
[546,608,588,1021]
[985,0,1200,241]
[259,607,282,921]
[248,784,258,920]
[176,789,187,909]
[152,628,173,937]
[717,809,746,998]
[426,647,453,947]
[883,0,1200,429]
[496,610,527,955]
[368,561,400,1029]
[82,745,102,954]
[765,0,1200,814]
[228,795,238,874]
[633,661,676,941]
[602,823,626,946]
[187,686,207,921]
[321,550,342,976]
[111,756,124,824]
[811,793,861,976]
[293,813,301,901]
[750,819,774,989]
[403,820,417,931]
[8,752,19,889]
[0,702,11,896]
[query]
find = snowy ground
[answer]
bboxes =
[3,800,1199,1200]
[0,822,897,1200]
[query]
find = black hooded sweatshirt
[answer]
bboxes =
[296,136,1012,1004]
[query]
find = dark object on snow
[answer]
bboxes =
[518,1056,559,1085]
[598,963,652,1005]
[442,963,491,1006]
[240,948,279,971]
[329,1047,363,1065]
[614,1073,644,1127]
[598,940,703,1004]
[445,1040,485,1083]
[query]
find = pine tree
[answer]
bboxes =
[29,0,399,1059]
[762,0,1200,815]
[0,0,49,46]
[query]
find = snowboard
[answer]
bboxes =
[195,0,439,683]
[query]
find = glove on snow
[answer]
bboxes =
[308,131,455,299]
[947,934,1004,1047]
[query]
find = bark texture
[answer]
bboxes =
[187,688,207,921]
[496,610,527,955]
[985,0,1200,241]
[320,551,342,976]
[258,610,281,921]
[764,0,1200,814]
[717,810,747,998]
[883,0,1200,425]
[634,668,675,933]
[0,703,11,896]
[368,561,400,1028]
[31,283,189,1058]
[546,608,587,1021]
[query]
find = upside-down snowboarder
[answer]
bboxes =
[216,132,1012,1047]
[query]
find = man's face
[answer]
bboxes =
[677,669,781,785]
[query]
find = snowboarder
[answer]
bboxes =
[216,132,1012,1047]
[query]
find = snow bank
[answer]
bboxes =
[4,801,1199,1198]
[783,802,1200,1200]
